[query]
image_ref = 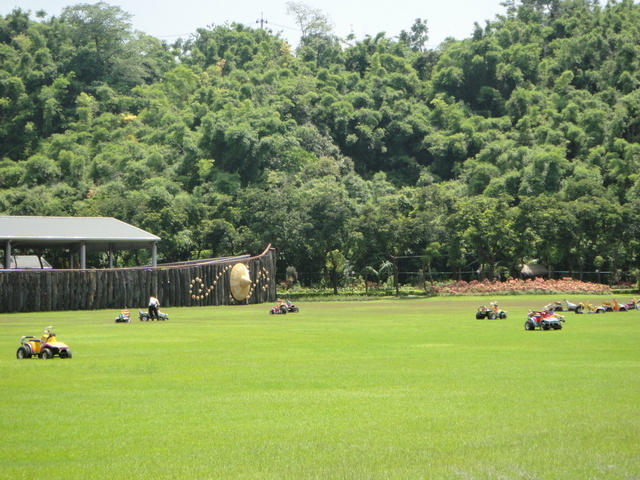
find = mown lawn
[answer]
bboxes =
[1,295,638,479]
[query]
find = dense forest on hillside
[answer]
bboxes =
[1,0,640,286]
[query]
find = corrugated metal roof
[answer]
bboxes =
[10,255,52,269]
[0,216,160,252]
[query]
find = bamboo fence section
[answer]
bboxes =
[0,246,276,313]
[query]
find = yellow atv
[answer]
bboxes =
[575,302,606,314]
[16,326,72,359]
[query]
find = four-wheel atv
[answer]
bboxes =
[115,309,131,323]
[543,301,565,312]
[560,300,580,312]
[269,301,288,315]
[16,326,72,359]
[601,299,638,312]
[139,310,169,321]
[283,300,299,313]
[622,299,640,311]
[525,310,564,331]
[574,302,606,314]
[475,302,507,319]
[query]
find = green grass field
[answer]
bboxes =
[1,296,638,479]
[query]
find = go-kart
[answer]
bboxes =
[139,310,169,321]
[16,326,72,359]
[115,309,131,323]
[475,302,507,319]
[525,310,564,330]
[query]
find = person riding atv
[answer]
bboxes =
[476,301,507,319]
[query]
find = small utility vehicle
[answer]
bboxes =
[16,326,72,359]
[115,309,131,323]
[269,301,288,315]
[476,302,507,319]
[525,310,564,331]
[283,300,299,313]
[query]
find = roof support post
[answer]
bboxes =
[80,242,86,270]
[108,243,114,268]
[4,240,11,269]
[152,242,158,267]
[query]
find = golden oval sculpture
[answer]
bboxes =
[230,263,252,300]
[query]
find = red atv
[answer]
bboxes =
[525,310,564,331]
[269,301,288,315]
[601,299,637,312]
[283,300,299,313]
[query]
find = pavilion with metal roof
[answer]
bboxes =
[0,216,161,269]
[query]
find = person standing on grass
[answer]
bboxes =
[148,296,160,320]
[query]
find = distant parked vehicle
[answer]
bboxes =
[525,310,564,331]
[283,300,299,313]
[269,300,288,315]
[115,309,131,323]
[574,302,606,314]
[601,299,638,312]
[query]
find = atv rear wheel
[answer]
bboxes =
[524,320,535,331]
[575,306,583,314]
[488,312,497,320]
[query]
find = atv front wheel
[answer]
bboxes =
[40,348,53,359]
[16,346,30,359]
[60,349,73,359]
[575,306,584,314]
[499,312,507,319]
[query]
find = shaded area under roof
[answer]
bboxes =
[1,216,160,269]
[0,216,160,252]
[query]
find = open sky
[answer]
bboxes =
[3,0,508,48]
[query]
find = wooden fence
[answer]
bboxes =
[0,246,276,313]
